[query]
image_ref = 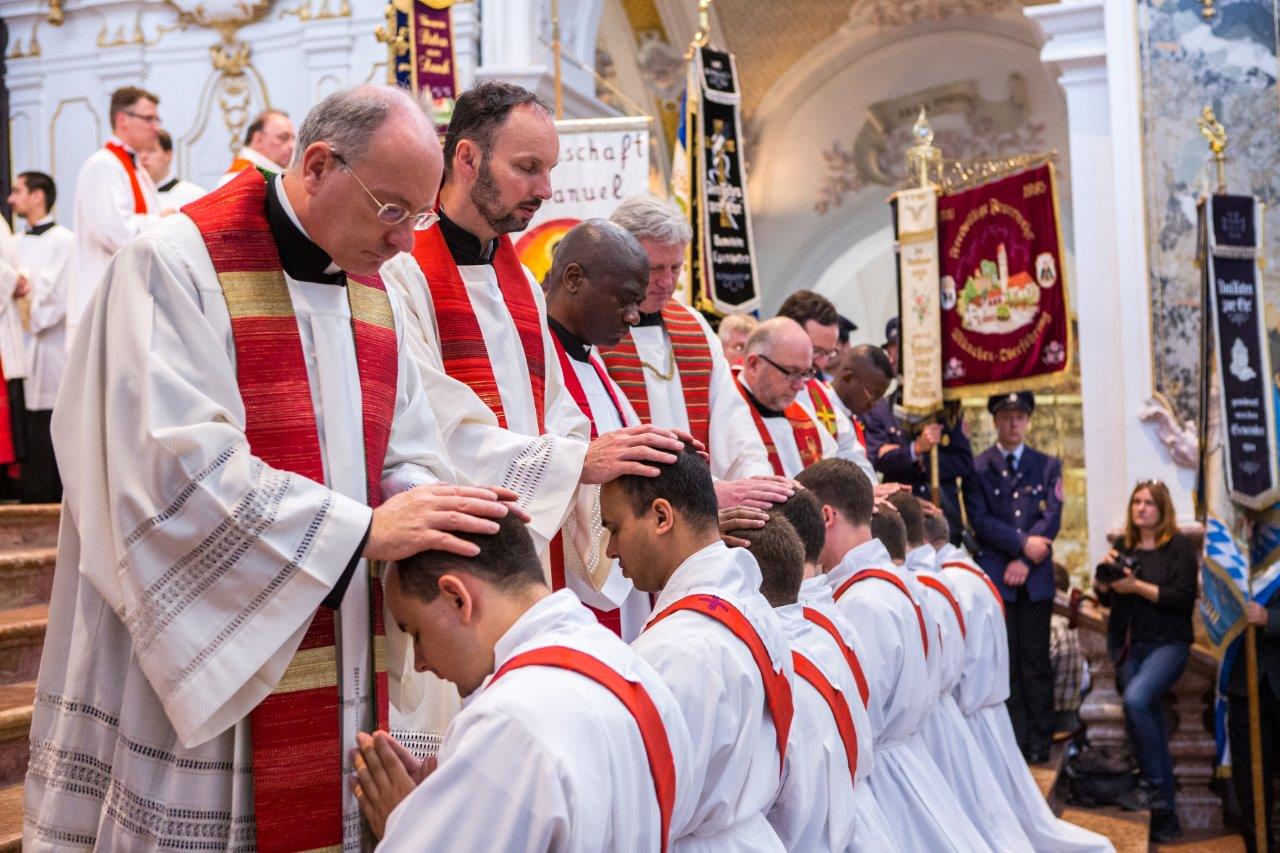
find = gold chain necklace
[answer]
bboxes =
[640,340,677,381]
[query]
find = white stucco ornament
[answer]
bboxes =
[165,0,271,28]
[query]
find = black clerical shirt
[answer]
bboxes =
[547,316,591,363]
[438,207,499,266]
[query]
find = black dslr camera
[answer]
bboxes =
[1095,552,1138,585]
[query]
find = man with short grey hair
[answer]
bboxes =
[25,84,523,851]
[218,107,296,185]
[602,195,788,510]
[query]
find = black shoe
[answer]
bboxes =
[1150,808,1183,843]
[1117,781,1160,811]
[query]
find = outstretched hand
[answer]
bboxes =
[718,506,770,548]
[580,425,698,484]
[363,483,528,562]
[715,476,795,510]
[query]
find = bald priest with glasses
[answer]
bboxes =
[733,317,838,477]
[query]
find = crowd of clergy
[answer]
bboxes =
[15,78,1122,852]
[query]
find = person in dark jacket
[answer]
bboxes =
[964,391,1063,763]
[1227,584,1280,853]
[1095,478,1196,843]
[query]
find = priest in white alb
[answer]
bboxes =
[218,108,296,186]
[67,86,163,346]
[24,85,526,852]
[735,317,838,478]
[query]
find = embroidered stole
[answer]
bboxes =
[942,560,1006,616]
[806,379,839,438]
[410,225,547,432]
[792,651,860,784]
[600,301,712,451]
[801,607,870,709]
[104,142,148,214]
[917,574,967,638]
[491,646,677,852]
[227,157,255,175]
[183,168,397,852]
[646,593,793,773]
[732,375,824,476]
[833,568,930,659]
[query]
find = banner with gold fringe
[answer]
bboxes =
[385,0,459,134]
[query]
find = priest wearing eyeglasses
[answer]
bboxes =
[733,317,838,478]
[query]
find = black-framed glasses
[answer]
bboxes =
[329,147,439,231]
[759,353,816,384]
[124,110,162,125]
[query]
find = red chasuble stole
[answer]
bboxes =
[801,607,870,709]
[227,156,255,175]
[104,141,148,214]
[600,301,712,451]
[792,651,860,783]
[410,225,547,431]
[646,594,793,773]
[806,379,839,438]
[182,168,396,852]
[733,375,824,476]
[943,560,1007,616]
[492,646,678,852]
[834,568,930,659]
[916,574,967,638]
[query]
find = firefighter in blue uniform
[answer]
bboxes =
[965,390,1064,763]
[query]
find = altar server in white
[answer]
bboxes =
[24,85,525,852]
[935,525,1115,852]
[218,108,296,185]
[7,171,73,502]
[142,130,207,209]
[603,445,793,851]
[353,513,697,851]
[67,86,163,344]
[796,458,993,852]
[735,317,838,477]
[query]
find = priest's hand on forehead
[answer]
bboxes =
[362,483,529,563]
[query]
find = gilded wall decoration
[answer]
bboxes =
[1138,0,1280,425]
[845,0,1014,29]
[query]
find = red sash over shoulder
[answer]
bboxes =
[792,651,860,784]
[411,225,546,431]
[600,301,712,450]
[491,645,678,852]
[801,606,869,709]
[942,560,1006,616]
[104,141,148,214]
[917,574,967,638]
[833,568,930,659]
[182,167,397,852]
[646,593,793,773]
[733,375,824,476]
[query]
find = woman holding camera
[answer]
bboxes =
[1095,479,1197,842]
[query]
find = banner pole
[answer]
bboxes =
[1244,564,1266,853]
[551,0,564,119]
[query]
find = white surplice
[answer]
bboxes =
[827,539,993,852]
[618,308,771,480]
[939,546,1115,853]
[218,146,282,187]
[24,203,451,851]
[907,545,1034,853]
[767,603,867,853]
[632,541,791,852]
[0,217,29,382]
[793,379,876,483]
[67,137,161,345]
[379,590,698,852]
[157,174,208,209]
[739,376,837,477]
[15,220,74,410]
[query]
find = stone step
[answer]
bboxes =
[1061,805,1149,853]
[0,782,20,851]
[0,605,48,686]
[0,505,59,552]
[0,682,33,790]
[1151,828,1247,852]
[0,548,56,611]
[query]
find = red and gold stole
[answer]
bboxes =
[805,378,839,438]
[600,301,712,451]
[732,375,825,475]
[410,225,547,432]
[104,141,148,214]
[182,168,397,852]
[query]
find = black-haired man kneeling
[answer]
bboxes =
[352,514,696,850]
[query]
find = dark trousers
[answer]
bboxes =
[1116,640,1189,810]
[1006,597,1054,756]
[18,409,60,504]
[1228,677,1280,853]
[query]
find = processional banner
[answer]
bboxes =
[389,0,459,134]
[513,117,651,282]
[935,163,1071,398]
[891,186,944,414]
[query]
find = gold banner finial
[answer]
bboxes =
[1198,105,1228,194]
[906,106,942,189]
[687,0,713,58]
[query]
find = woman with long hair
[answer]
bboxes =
[1095,479,1198,843]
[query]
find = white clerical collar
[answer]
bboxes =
[773,602,809,644]
[798,574,835,605]
[826,537,893,590]
[107,135,136,156]
[904,543,937,574]
[274,175,341,276]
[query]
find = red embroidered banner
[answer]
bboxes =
[936,163,1070,397]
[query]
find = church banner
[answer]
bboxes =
[1202,193,1279,510]
[390,0,459,134]
[687,46,760,316]
[514,117,651,282]
[935,163,1071,398]
[892,186,944,414]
